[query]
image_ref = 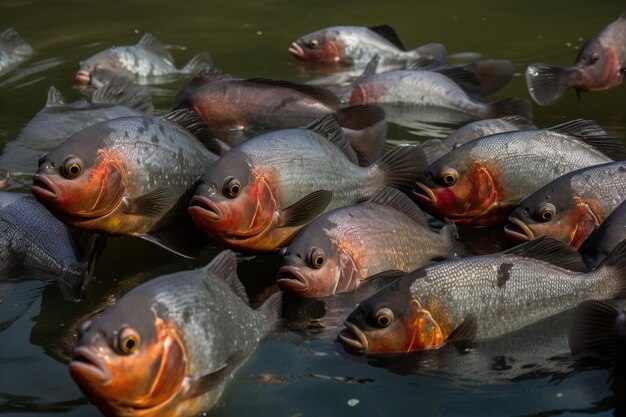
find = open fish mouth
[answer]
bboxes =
[276,266,309,292]
[338,322,369,354]
[504,216,533,241]
[413,182,437,204]
[288,42,305,59]
[69,346,112,383]
[189,196,223,221]
[75,70,91,85]
[31,175,61,200]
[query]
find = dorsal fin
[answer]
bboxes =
[45,86,67,108]
[356,56,380,82]
[305,114,359,164]
[203,250,249,305]
[500,115,537,130]
[504,237,589,273]
[244,78,340,109]
[0,28,32,55]
[91,77,153,113]
[162,109,224,156]
[138,33,174,63]
[369,187,428,226]
[406,57,446,71]
[436,66,484,100]
[368,24,406,50]
[548,119,626,161]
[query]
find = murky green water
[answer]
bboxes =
[1,0,625,416]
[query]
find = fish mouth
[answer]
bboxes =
[69,346,112,383]
[276,266,309,292]
[31,175,61,200]
[288,42,305,59]
[75,70,91,85]
[188,196,223,222]
[413,182,437,205]
[504,216,533,242]
[338,322,369,354]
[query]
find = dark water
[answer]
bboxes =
[1,0,625,416]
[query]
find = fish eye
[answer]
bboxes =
[590,52,600,64]
[440,168,458,186]
[308,248,325,269]
[62,156,83,179]
[308,39,319,49]
[223,177,241,199]
[117,328,141,355]
[374,308,394,328]
[537,202,556,222]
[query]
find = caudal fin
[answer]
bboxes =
[413,43,448,63]
[569,300,622,361]
[335,104,387,165]
[259,291,283,335]
[597,240,626,299]
[485,97,533,121]
[525,63,572,106]
[465,60,514,97]
[182,52,213,75]
[376,145,428,192]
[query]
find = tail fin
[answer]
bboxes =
[335,104,387,165]
[259,292,283,335]
[182,52,213,75]
[0,28,32,55]
[485,97,533,120]
[569,300,622,361]
[439,221,467,259]
[465,60,514,97]
[413,43,448,63]
[376,145,428,192]
[598,239,626,299]
[525,63,572,106]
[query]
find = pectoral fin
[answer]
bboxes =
[182,351,250,400]
[277,190,332,228]
[122,188,171,217]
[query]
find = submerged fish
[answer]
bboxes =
[189,115,426,252]
[31,109,221,257]
[339,238,626,355]
[277,187,463,297]
[0,78,152,189]
[289,25,447,66]
[506,161,626,249]
[75,33,211,85]
[0,28,32,76]
[70,250,282,417]
[526,12,626,105]
[173,66,233,108]
[348,57,532,122]
[0,192,103,299]
[579,200,626,269]
[413,119,623,227]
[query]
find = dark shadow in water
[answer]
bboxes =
[0,391,86,413]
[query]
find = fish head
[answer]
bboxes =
[338,274,447,354]
[289,28,346,64]
[31,129,126,225]
[69,294,188,415]
[505,182,598,248]
[189,153,276,245]
[75,50,131,85]
[277,223,359,297]
[573,35,624,91]
[413,150,498,225]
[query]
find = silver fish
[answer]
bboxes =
[0,28,32,76]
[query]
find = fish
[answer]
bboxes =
[579,200,626,269]
[347,56,532,122]
[173,66,233,108]
[289,24,447,66]
[31,109,222,258]
[0,191,104,299]
[188,115,427,252]
[0,77,152,190]
[75,33,211,85]
[421,115,537,165]
[0,28,32,76]
[69,250,282,417]
[277,187,463,297]
[505,161,626,249]
[526,12,626,105]
[338,238,626,355]
[413,119,624,227]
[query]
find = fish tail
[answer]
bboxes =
[182,52,213,75]
[525,63,573,106]
[259,292,283,334]
[597,240,626,299]
[485,97,533,120]
[465,59,514,96]
[569,300,622,362]
[376,145,428,193]
[440,221,467,259]
[412,43,448,63]
[335,104,387,166]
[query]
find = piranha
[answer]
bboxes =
[277,187,463,297]
[173,66,233,109]
[0,192,104,299]
[75,33,211,85]
[339,238,626,355]
[526,12,626,105]
[0,28,32,76]
[31,109,222,257]
[70,250,282,417]
[188,115,426,252]
[0,77,152,190]
[578,200,626,269]
[506,161,626,249]
[289,25,447,67]
[413,119,625,227]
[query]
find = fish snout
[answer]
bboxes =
[276,266,309,292]
[189,195,223,222]
[288,42,305,59]
[75,69,91,85]
[69,346,113,384]
[338,321,369,354]
[413,182,437,205]
[504,215,534,242]
[31,174,61,201]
